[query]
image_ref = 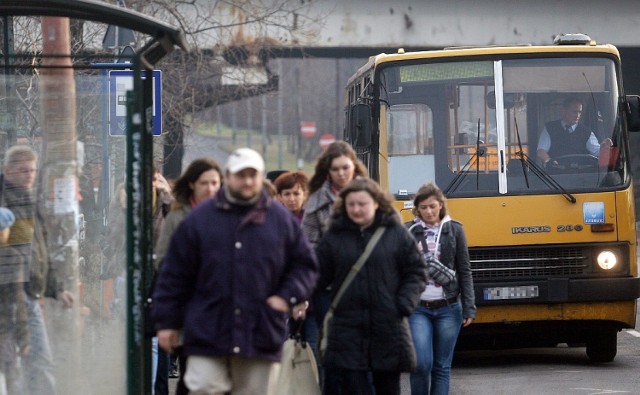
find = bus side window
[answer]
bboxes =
[387,104,432,155]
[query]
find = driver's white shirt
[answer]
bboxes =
[537,123,600,157]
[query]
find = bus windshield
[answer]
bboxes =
[379,56,625,198]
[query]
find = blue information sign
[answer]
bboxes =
[108,70,162,136]
[583,202,605,224]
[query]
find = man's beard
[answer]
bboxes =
[226,185,260,205]
[229,188,254,200]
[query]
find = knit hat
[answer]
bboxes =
[0,207,15,230]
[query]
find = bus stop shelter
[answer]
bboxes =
[0,1,187,393]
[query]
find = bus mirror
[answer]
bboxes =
[350,103,372,147]
[626,95,640,132]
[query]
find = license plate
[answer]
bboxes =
[483,285,539,300]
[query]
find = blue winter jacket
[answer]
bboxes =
[152,188,319,361]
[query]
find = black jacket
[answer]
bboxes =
[316,211,427,372]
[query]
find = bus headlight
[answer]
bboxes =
[596,250,617,270]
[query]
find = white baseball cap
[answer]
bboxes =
[225,148,265,174]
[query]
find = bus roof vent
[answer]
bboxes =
[397,48,405,54]
[553,33,594,45]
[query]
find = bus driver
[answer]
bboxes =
[536,97,612,168]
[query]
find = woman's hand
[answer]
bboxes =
[291,301,309,320]
[266,295,289,313]
[462,317,474,327]
[158,329,180,353]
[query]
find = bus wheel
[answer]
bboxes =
[586,329,617,363]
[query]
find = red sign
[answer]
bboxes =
[300,121,317,138]
[319,133,336,150]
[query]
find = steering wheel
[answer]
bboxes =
[547,154,599,173]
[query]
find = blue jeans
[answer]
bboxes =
[151,337,169,395]
[409,302,463,395]
[23,298,57,395]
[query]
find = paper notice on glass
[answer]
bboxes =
[54,177,77,214]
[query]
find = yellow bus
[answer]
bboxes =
[344,33,640,362]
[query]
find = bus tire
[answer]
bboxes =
[586,329,617,363]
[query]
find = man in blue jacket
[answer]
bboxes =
[153,147,318,395]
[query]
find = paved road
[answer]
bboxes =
[182,130,230,169]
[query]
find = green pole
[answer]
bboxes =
[126,59,153,395]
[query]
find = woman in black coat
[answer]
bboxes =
[316,178,427,395]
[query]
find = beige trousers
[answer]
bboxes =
[184,355,281,395]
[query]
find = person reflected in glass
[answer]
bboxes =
[0,207,29,394]
[0,145,74,395]
[407,182,476,395]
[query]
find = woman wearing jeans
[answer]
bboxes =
[406,183,476,395]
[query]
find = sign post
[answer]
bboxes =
[300,121,317,138]
[319,133,336,150]
[109,69,162,136]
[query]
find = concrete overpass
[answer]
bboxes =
[296,0,640,49]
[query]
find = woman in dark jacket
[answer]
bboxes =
[316,178,427,395]
[406,182,476,395]
[154,158,222,395]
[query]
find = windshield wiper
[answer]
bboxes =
[512,116,576,203]
[445,119,485,194]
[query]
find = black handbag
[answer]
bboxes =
[424,253,456,286]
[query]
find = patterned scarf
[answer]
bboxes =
[413,218,440,258]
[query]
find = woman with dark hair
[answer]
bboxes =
[272,171,319,366]
[302,141,368,392]
[155,158,223,269]
[154,157,222,395]
[273,171,309,223]
[406,182,476,395]
[315,178,426,395]
[304,141,368,247]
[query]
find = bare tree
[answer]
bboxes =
[110,0,325,177]
[5,1,324,176]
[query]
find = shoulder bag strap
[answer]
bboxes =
[329,226,386,310]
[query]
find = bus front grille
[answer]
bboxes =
[469,246,588,280]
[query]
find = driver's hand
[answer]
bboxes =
[600,138,613,148]
[544,158,558,168]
